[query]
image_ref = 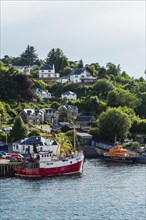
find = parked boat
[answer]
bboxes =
[103,145,139,163]
[14,151,84,178]
[14,127,84,178]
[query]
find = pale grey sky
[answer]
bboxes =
[1,0,145,78]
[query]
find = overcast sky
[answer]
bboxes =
[1,0,145,78]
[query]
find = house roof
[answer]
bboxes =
[40,64,53,70]
[22,109,44,115]
[75,116,95,122]
[70,66,92,76]
[76,133,92,138]
[61,124,80,129]
[14,136,46,145]
[62,91,76,95]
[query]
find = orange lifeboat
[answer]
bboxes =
[108,146,128,157]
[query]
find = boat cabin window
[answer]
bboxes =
[40,153,52,158]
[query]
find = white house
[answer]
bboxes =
[12,136,60,155]
[69,66,96,84]
[35,88,52,100]
[56,77,69,84]
[39,64,60,78]
[61,91,77,100]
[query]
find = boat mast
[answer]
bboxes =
[74,125,76,156]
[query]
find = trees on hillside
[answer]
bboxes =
[46,48,68,72]
[10,116,28,142]
[93,79,115,99]
[98,108,131,142]
[0,64,34,101]
[20,45,38,66]
[107,88,141,109]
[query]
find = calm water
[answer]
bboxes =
[0,159,146,220]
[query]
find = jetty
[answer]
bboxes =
[0,159,21,177]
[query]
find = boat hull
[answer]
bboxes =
[14,157,84,178]
[103,155,134,163]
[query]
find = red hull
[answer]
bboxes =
[14,159,84,178]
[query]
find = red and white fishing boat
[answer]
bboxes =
[14,127,84,178]
[14,151,84,178]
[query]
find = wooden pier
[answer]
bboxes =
[0,159,21,177]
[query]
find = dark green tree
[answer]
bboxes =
[77,59,84,68]
[107,88,141,109]
[46,48,68,72]
[98,108,131,141]
[10,116,28,142]
[93,79,115,99]
[20,45,38,66]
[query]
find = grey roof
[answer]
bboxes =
[62,91,76,95]
[76,133,92,138]
[14,136,45,145]
[70,67,92,76]
[40,65,53,70]
[75,116,95,122]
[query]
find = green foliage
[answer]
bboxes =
[33,79,47,90]
[46,48,68,73]
[0,64,35,101]
[135,92,146,118]
[93,79,115,99]
[98,108,131,141]
[20,45,38,66]
[28,129,41,137]
[89,127,99,139]
[50,101,60,110]
[117,106,137,124]
[62,66,72,76]
[106,63,121,77]
[10,116,28,142]
[130,119,146,135]
[80,96,99,115]
[107,88,141,109]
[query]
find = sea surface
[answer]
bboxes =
[0,159,146,220]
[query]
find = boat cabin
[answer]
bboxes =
[108,146,128,157]
[38,151,53,162]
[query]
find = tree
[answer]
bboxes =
[81,96,99,115]
[28,129,41,137]
[77,59,84,68]
[130,119,146,135]
[10,116,28,142]
[93,79,115,99]
[98,67,107,78]
[98,108,131,142]
[15,74,34,101]
[107,88,141,109]
[20,45,38,66]
[1,55,13,65]
[46,48,68,72]
[106,62,121,76]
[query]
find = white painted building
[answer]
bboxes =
[56,77,69,84]
[61,91,77,100]
[35,89,52,99]
[39,64,60,78]
[12,136,60,155]
[69,66,96,84]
